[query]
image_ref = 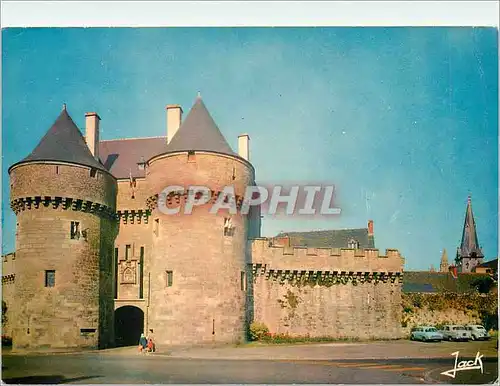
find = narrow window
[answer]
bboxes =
[187,151,196,163]
[166,271,173,287]
[139,246,144,299]
[241,271,246,291]
[55,165,60,174]
[224,217,234,237]
[125,245,131,260]
[70,221,80,239]
[154,219,159,236]
[45,270,55,287]
[114,247,119,299]
[90,168,97,178]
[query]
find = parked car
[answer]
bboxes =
[465,325,490,341]
[410,326,444,342]
[440,325,472,341]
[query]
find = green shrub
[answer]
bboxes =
[248,322,269,341]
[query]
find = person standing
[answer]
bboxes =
[138,333,147,353]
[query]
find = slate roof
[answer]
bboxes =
[11,108,107,172]
[458,196,484,258]
[476,259,498,270]
[99,137,167,179]
[402,271,492,293]
[276,228,375,249]
[165,97,238,157]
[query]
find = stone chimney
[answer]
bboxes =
[166,104,183,144]
[238,134,250,161]
[368,220,374,236]
[85,112,101,160]
[367,220,375,248]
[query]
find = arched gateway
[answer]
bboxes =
[114,306,144,347]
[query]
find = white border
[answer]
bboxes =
[1,1,499,28]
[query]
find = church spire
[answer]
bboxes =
[456,195,484,272]
[440,249,449,272]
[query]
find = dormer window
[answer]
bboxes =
[137,156,146,171]
[347,238,359,249]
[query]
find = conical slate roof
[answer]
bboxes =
[13,107,107,172]
[458,196,484,258]
[166,97,238,157]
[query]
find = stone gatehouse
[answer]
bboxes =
[3,97,404,350]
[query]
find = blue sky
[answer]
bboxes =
[2,27,498,270]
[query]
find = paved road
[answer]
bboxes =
[2,340,498,384]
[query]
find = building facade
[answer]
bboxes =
[3,97,404,350]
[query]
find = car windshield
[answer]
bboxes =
[476,326,486,330]
[453,326,465,330]
[426,328,437,332]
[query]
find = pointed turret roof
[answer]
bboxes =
[458,196,484,258]
[166,96,238,157]
[10,106,107,172]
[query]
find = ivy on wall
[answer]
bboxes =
[401,291,498,330]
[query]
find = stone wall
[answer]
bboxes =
[250,240,404,339]
[401,292,498,336]
[2,253,16,337]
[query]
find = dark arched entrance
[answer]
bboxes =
[114,306,144,347]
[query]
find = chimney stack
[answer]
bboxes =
[238,134,250,161]
[85,112,101,160]
[166,105,183,144]
[368,220,374,236]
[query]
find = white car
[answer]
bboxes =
[440,325,472,341]
[465,325,490,341]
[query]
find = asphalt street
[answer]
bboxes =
[2,340,498,384]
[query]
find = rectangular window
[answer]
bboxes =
[241,271,246,291]
[55,165,60,174]
[70,221,80,239]
[114,247,119,299]
[45,270,55,287]
[187,151,196,162]
[166,270,173,287]
[154,219,159,236]
[90,168,97,178]
[125,245,131,260]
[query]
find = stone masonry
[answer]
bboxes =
[250,240,404,339]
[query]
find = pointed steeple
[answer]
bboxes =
[439,249,449,272]
[166,96,238,157]
[458,195,484,259]
[10,106,106,172]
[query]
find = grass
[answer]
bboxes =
[240,335,404,347]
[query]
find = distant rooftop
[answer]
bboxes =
[275,228,375,249]
[402,271,492,293]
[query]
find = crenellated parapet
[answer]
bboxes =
[116,209,151,224]
[250,263,402,286]
[250,238,404,275]
[10,196,117,220]
[145,190,247,212]
[2,274,15,285]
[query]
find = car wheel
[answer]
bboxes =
[471,335,476,341]
[448,336,453,341]
[422,336,426,342]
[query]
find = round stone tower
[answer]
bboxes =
[145,97,255,345]
[8,106,118,350]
